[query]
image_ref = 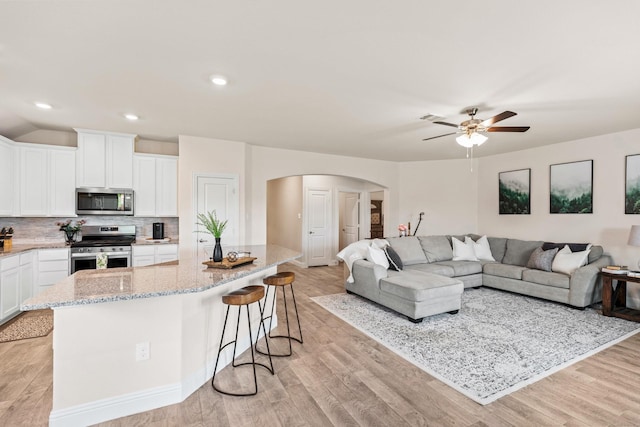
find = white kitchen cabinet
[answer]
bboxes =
[75,129,135,189]
[132,244,178,267]
[18,144,76,216]
[36,248,69,296]
[0,255,20,322]
[19,252,34,303]
[133,154,178,217]
[0,136,17,216]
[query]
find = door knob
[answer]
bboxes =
[309,231,314,234]
[199,239,207,243]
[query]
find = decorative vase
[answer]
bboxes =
[213,237,223,262]
[64,230,77,245]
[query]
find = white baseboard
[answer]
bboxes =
[50,316,278,426]
[289,259,306,268]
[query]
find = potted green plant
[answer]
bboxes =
[56,219,86,245]
[196,210,228,262]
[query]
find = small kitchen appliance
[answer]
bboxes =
[152,222,165,240]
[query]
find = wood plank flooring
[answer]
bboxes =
[1,263,640,426]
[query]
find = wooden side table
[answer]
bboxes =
[601,272,640,322]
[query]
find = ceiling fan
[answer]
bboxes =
[422,108,530,147]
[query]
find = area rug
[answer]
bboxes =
[0,310,53,343]
[311,288,640,405]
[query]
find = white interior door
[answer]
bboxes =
[339,192,360,250]
[194,175,239,258]
[306,188,332,267]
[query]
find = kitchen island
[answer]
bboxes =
[21,245,300,427]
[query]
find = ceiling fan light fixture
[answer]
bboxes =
[456,132,487,148]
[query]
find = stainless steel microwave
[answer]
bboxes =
[76,188,134,215]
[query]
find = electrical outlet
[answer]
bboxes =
[136,342,150,361]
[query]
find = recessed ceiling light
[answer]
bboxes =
[210,75,228,86]
[35,102,52,110]
[124,113,139,121]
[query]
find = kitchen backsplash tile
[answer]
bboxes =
[0,217,178,242]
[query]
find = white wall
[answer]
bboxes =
[177,135,247,259]
[266,176,303,251]
[398,158,479,236]
[248,146,400,246]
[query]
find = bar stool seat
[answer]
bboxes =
[211,285,274,397]
[256,272,303,357]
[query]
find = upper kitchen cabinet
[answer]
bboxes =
[75,129,135,189]
[18,143,76,216]
[0,136,17,216]
[133,154,178,217]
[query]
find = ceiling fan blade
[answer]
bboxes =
[433,121,460,128]
[422,132,457,141]
[481,111,517,127]
[486,126,530,132]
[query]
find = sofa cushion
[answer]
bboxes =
[483,263,528,280]
[434,260,483,276]
[522,269,570,289]
[552,245,591,275]
[452,237,478,261]
[526,247,559,272]
[405,263,455,277]
[384,246,403,271]
[487,237,507,263]
[467,235,496,261]
[380,272,463,302]
[387,236,428,265]
[503,239,543,266]
[418,235,453,263]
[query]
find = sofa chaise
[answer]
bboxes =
[345,235,611,323]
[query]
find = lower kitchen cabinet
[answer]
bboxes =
[132,244,178,267]
[0,255,20,322]
[36,248,70,296]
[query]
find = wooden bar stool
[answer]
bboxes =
[256,272,303,357]
[211,285,274,397]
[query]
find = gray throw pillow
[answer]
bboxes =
[526,247,559,272]
[384,246,403,271]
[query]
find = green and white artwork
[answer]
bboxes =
[550,160,593,214]
[626,154,640,214]
[499,169,530,214]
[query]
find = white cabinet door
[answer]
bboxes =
[107,135,134,188]
[20,254,34,303]
[0,138,16,216]
[133,154,178,217]
[20,146,49,215]
[49,149,76,216]
[0,256,21,321]
[133,156,157,216]
[156,157,178,216]
[76,132,106,188]
[132,256,155,267]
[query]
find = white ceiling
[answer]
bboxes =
[1,1,639,161]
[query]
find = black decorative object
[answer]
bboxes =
[499,169,530,214]
[550,160,593,214]
[213,238,223,262]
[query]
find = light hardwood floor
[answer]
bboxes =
[2,263,640,426]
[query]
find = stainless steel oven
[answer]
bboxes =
[70,225,135,274]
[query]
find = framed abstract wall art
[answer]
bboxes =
[626,154,640,214]
[499,168,531,214]
[549,160,593,214]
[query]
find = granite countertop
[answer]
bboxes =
[21,245,300,310]
[0,241,70,258]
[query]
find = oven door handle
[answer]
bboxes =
[71,252,131,258]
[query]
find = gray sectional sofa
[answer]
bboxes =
[347,235,611,322]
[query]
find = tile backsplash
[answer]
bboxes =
[0,216,179,242]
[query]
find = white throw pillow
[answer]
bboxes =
[367,245,390,269]
[465,235,495,261]
[552,245,591,275]
[452,236,478,261]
